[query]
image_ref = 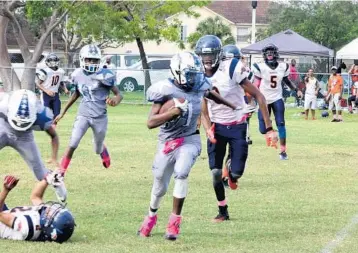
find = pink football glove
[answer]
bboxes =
[207,124,217,144]
[265,130,278,149]
[4,175,19,191]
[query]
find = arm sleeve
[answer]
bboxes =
[252,63,262,79]
[284,63,290,77]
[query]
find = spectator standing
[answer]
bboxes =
[303,69,320,120]
[288,59,301,107]
[348,64,358,113]
[327,66,344,122]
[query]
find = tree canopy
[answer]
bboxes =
[187,16,236,49]
[264,1,358,51]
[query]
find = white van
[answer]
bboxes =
[102,53,174,70]
[0,49,49,84]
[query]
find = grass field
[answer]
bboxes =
[1,103,358,253]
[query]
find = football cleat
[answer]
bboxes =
[279,151,288,160]
[213,205,229,223]
[53,181,67,204]
[138,215,157,237]
[225,159,238,190]
[165,214,182,241]
[100,145,111,168]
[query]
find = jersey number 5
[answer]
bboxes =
[51,75,60,86]
[270,75,277,88]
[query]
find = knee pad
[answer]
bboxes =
[211,168,222,184]
[277,125,286,139]
[173,178,188,198]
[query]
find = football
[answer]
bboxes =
[159,98,185,114]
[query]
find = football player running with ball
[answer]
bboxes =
[196,35,278,222]
[55,44,122,174]
[0,173,75,243]
[138,52,239,240]
[0,89,67,203]
[252,44,302,160]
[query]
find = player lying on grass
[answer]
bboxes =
[55,44,123,174]
[138,51,241,240]
[195,35,278,222]
[0,173,75,243]
[0,89,66,203]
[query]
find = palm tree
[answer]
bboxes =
[187,16,236,49]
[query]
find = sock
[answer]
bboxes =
[338,115,343,120]
[218,199,227,207]
[149,207,158,217]
[60,156,71,174]
[333,114,337,119]
[280,145,286,153]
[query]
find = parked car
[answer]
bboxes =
[117,58,171,92]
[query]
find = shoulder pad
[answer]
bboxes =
[147,80,174,103]
[93,68,116,86]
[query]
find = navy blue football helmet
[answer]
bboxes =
[194,35,222,69]
[262,43,279,66]
[45,53,60,70]
[321,111,329,118]
[40,202,75,243]
[221,44,241,60]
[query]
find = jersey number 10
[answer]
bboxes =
[51,75,60,86]
[270,75,277,88]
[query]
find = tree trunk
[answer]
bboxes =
[21,60,37,91]
[0,16,20,91]
[136,37,152,93]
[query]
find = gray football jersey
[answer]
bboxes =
[71,68,116,118]
[147,78,211,141]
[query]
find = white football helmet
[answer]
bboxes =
[79,44,101,73]
[7,89,37,131]
[170,52,205,91]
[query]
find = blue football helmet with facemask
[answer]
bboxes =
[262,43,279,67]
[170,52,205,92]
[39,202,75,243]
[194,35,222,70]
[45,53,60,70]
[222,44,241,60]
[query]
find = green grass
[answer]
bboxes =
[1,104,358,253]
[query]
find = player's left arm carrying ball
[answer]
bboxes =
[147,99,186,129]
[243,78,278,148]
[106,85,123,107]
[0,176,19,227]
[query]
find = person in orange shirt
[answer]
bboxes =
[348,64,358,113]
[326,66,344,122]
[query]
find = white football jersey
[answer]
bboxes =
[253,62,290,104]
[206,58,248,124]
[37,67,65,93]
[0,205,43,241]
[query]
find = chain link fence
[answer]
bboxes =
[0,66,355,108]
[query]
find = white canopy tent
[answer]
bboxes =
[336,38,358,59]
